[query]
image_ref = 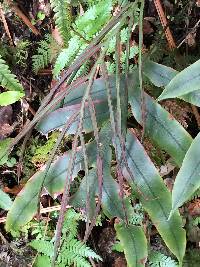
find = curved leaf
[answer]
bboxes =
[0,91,24,106]
[158,59,200,100]
[144,60,200,107]
[143,60,177,87]
[128,78,192,167]
[115,223,147,267]
[6,143,96,232]
[6,124,112,231]
[172,132,200,213]
[125,130,186,263]
[37,101,111,135]
[0,189,13,210]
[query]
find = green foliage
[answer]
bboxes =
[29,209,101,267]
[30,240,54,257]
[32,34,59,74]
[0,189,13,210]
[171,132,200,214]
[0,138,16,167]
[53,0,113,77]
[149,251,178,267]
[50,0,72,45]
[31,131,60,165]
[0,55,24,105]
[14,40,30,67]
[115,222,148,267]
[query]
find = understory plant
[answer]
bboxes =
[1,0,200,267]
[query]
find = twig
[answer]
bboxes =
[154,0,176,49]
[6,0,40,36]
[0,3,14,46]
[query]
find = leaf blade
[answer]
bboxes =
[172,132,200,212]
[115,223,148,267]
[125,130,186,263]
[158,59,200,100]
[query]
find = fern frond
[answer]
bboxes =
[57,250,91,267]
[53,35,82,77]
[149,251,178,267]
[0,55,24,92]
[29,239,54,257]
[187,187,200,201]
[66,236,102,260]
[50,0,72,45]
[75,0,112,40]
[32,34,59,74]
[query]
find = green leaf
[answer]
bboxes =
[29,240,54,257]
[143,60,177,87]
[0,189,13,210]
[37,101,111,135]
[158,59,200,100]
[6,125,111,232]
[172,132,200,213]
[0,91,24,106]
[0,56,24,92]
[34,254,51,267]
[5,143,94,231]
[125,130,186,263]
[128,77,192,167]
[115,223,148,267]
[143,60,200,107]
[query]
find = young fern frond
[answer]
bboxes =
[50,0,72,45]
[0,55,24,92]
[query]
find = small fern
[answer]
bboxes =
[29,239,54,257]
[149,251,178,267]
[32,34,59,74]
[50,0,72,45]
[29,209,102,267]
[0,55,24,92]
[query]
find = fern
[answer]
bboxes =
[53,0,113,77]
[149,251,178,267]
[32,34,60,74]
[187,187,200,201]
[29,239,54,257]
[0,55,24,92]
[50,0,72,45]
[29,209,101,267]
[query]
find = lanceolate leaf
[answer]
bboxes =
[6,125,112,231]
[172,132,200,213]
[128,78,192,167]
[143,60,177,87]
[6,143,96,231]
[0,189,13,210]
[37,101,111,135]
[125,130,186,263]
[144,60,200,107]
[115,223,147,267]
[158,59,200,100]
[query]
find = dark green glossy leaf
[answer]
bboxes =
[0,189,13,210]
[172,132,200,213]
[158,59,200,100]
[115,223,148,267]
[128,77,192,167]
[125,130,186,263]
